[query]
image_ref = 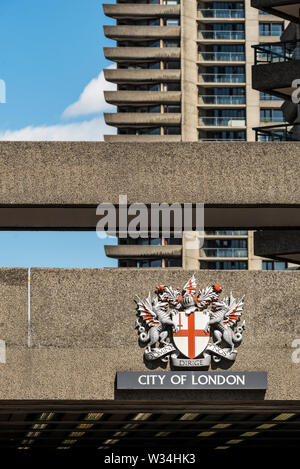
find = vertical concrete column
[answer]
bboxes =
[248,230,262,270]
[181,1,199,268]
[245,3,260,142]
[182,231,200,270]
[181,0,198,142]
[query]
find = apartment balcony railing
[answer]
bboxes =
[253,39,300,64]
[253,123,300,142]
[198,52,245,62]
[205,231,248,236]
[200,73,245,83]
[202,248,248,258]
[199,117,246,127]
[198,30,245,40]
[200,95,246,105]
[198,9,245,19]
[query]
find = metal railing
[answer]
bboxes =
[198,30,245,40]
[253,123,300,141]
[198,52,245,62]
[199,117,246,127]
[205,231,248,235]
[198,9,245,19]
[252,39,300,64]
[200,95,246,105]
[200,73,245,83]
[202,248,248,258]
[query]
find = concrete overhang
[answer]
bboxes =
[104,25,180,41]
[0,142,298,230]
[103,4,180,19]
[251,0,300,22]
[281,22,298,42]
[104,113,181,127]
[104,91,181,106]
[252,60,300,99]
[104,68,181,84]
[254,230,300,264]
[104,245,182,260]
[104,47,181,63]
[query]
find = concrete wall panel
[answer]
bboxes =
[0,268,298,400]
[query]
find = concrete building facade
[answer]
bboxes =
[102,0,290,271]
[0,141,298,450]
[252,0,300,142]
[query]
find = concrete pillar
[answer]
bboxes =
[182,231,200,270]
[245,3,260,142]
[248,230,262,270]
[181,0,198,142]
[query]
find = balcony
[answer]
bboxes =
[253,123,300,141]
[200,248,248,258]
[198,9,245,19]
[199,95,246,105]
[104,134,181,143]
[198,117,246,127]
[253,39,300,64]
[104,112,181,127]
[104,47,180,62]
[198,30,245,41]
[103,4,180,19]
[104,91,181,105]
[198,52,245,62]
[105,244,182,260]
[252,62,300,97]
[104,68,180,84]
[199,73,245,83]
[104,26,180,41]
[251,0,300,23]
[254,230,300,265]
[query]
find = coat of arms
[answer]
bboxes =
[135,275,245,368]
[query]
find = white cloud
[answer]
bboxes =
[0,66,117,141]
[62,65,116,118]
[0,116,115,141]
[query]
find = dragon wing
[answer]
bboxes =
[182,274,197,297]
[223,293,245,326]
[136,292,160,327]
[159,285,180,307]
[198,285,219,308]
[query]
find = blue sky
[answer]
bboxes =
[0,0,116,139]
[0,0,118,267]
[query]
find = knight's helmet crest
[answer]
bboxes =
[181,274,197,314]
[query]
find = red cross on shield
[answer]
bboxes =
[172,310,210,359]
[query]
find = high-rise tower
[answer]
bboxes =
[102,1,290,271]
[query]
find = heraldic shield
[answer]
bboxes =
[135,274,246,368]
[172,310,210,359]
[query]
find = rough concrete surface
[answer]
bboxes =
[0,268,299,400]
[0,142,299,205]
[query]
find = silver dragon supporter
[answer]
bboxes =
[135,275,246,368]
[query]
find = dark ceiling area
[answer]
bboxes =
[0,401,299,452]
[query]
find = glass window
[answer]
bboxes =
[262,261,288,270]
[259,23,284,36]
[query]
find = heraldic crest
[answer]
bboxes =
[135,275,245,368]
